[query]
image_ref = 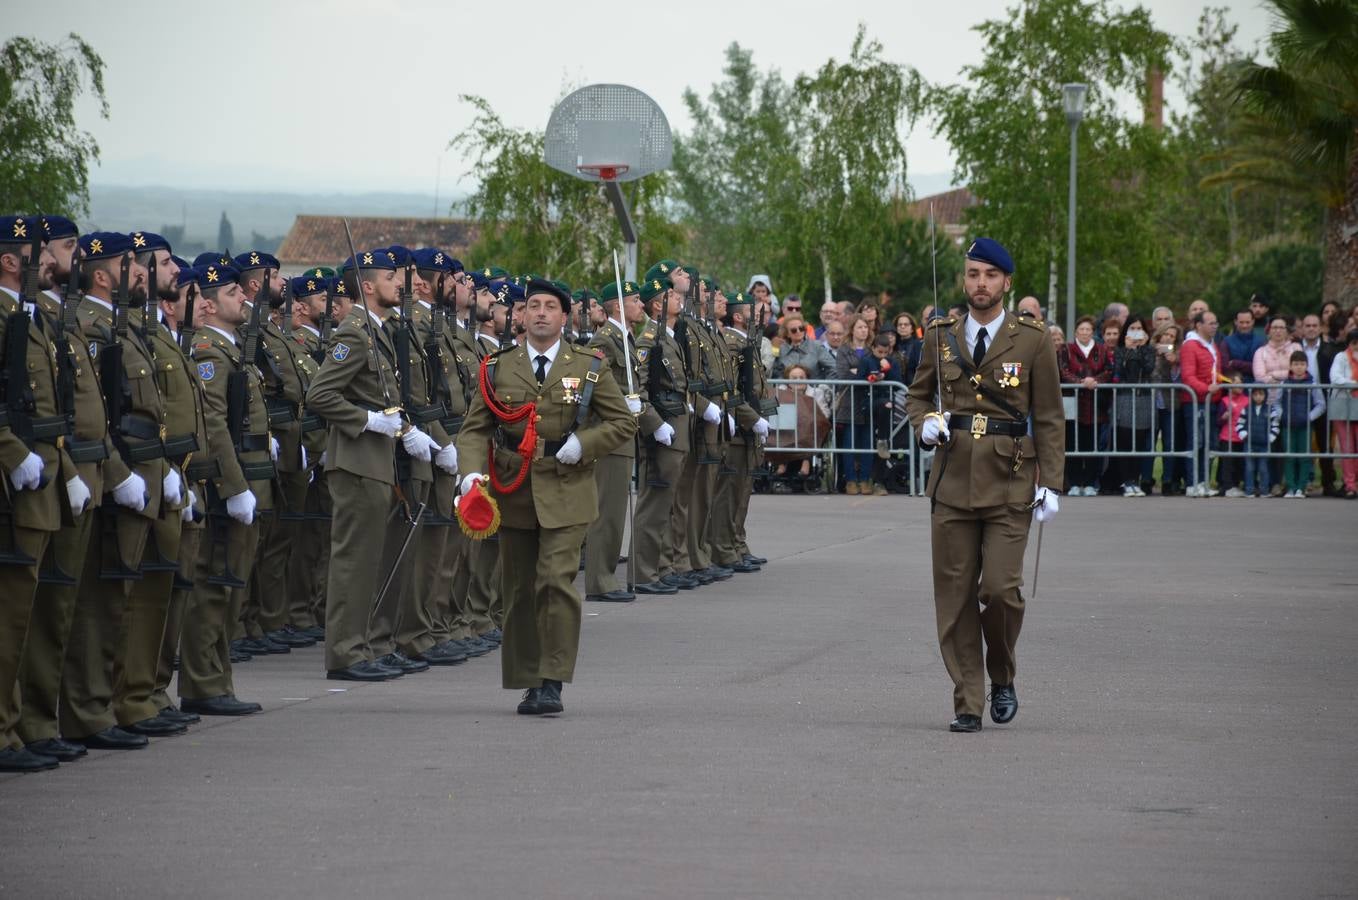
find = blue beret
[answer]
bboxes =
[176,265,200,288]
[234,250,279,271]
[290,274,327,298]
[194,263,240,289]
[382,245,415,267]
[170,254,190,270]
[79,232,133,261]
[40,215,78,240]
[340,248,397,272]
[494,280,524,305]
[130,230,172,254]
[328,275,347,296]
[965,237,1014,275]
[411,247,456,273]
[0,215,40,246]
[194,251,234,268]
[469,269,493,290]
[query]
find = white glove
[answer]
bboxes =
[701,403,722,425]
[653,422,675,446]
[65,475,91,516]
[1033,487,1061,524]
[9,451,43,491]
[753,418,770,437]
[319,450,327,467]
[112,473,147,512]
[182,488,198,522]
[163,467,182,505]
[434,443,459,474]
[625,396,642,415]
[226,489,256,525]
[300,445,308,469]
[402,427,439,462]
[554,433,583,465]
[726,413,736,434]
[459,472,484,497]
[364,409,403,437]
[269,435,279,461]
[920,411,951,446]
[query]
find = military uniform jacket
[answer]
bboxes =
[456,344,635,531]
[305,308,400,485]
[587,320,646,459]
[38,290,120,498]
[634,320,689,445]
[0,288,72,531]
[905,314,1065,508]
[191,326,274,510]
[78,298,167,520]
[385,310,437,484]
[722,326,767,432]
[282,325,327,461]
[248,317,308,474]
[149,321,208,512]
[677,313,722,420]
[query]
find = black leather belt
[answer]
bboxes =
[300,411,326,433]
[31,415,72,442]
[239,433,270,452]
[265,396,297,426]
[67,439,109,463]
[163,433,199,461]
[118,415,160,441]
[241,460,276,481]
[124,438,165,462]
[408,403,446,425]
[440,415,463,435]
[950,413,1028,437]
[185,458,220,481]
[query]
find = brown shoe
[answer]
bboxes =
[873,483,888,496]
[845,481,860,495]
[859,481,874,495]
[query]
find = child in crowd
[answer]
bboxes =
[1218,374,1249,497]
[1280,350,1326,498]
[1237,384,1281,497]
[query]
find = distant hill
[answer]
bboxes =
[86,185,465,257]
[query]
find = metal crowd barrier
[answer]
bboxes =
[762,378,922,494]
[1203,380,1358,481]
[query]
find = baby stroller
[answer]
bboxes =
[756,382,833,494]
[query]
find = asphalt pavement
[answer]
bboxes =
[2,494,1355,899]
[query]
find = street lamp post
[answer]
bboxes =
[1063,82,1088,340]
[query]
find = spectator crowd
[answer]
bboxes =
[745,275,1358,500]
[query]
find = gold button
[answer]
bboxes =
[976,394,984,402]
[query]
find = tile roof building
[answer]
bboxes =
[276,215,478,274]
[904,187,978,243]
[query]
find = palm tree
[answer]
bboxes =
[1204,0,1357,305]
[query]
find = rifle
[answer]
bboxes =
[53,251,82,427]
[227,268,267,452]
[498,284,515,350]
[1,234,44,449]
[316,278,336,364]
[426,273,462,437]
[100,254,134,456]
[179,282,199,356]
[280,276,294,340]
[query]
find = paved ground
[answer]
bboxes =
[2,495,1355,898]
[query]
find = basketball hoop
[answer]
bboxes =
[577,163,630,182]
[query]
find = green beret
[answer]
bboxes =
[724,290,752,307]
[700,276,720,293]
[572,288,598,303]
[599,280,639,302]
[550,279,572,298]
[644,259,681,283]
[682,265,700,281]
[639,276,672,302]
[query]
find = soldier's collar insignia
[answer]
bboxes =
[332,342,351,361]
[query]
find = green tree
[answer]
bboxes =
[450,95,685,288]
[674,29,915,303]
[1209,239,1323,313]
[0,34,107,216]
[1205,0,1358,306]
[916,0,1177,315]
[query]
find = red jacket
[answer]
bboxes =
[1180,337,1219,404]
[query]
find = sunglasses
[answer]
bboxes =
[787,326,804,334]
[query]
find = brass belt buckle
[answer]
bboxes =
[971,413,988,440]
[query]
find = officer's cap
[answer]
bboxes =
[40,215,78,241]
[964,237,1014,275]
[290,274,327,298]
[130,231,172,255]
[599,280,638,302]
[526,277,571,312]
[234,250,279,271]
[78,232,134,261]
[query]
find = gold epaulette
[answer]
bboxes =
[927,316,956,329]
[1017,315,1046,330]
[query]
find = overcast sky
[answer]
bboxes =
[11,0,1274,197]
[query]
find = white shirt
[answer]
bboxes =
[1301,338,1321,380]
[416,300,433,312]
[525,338,561,381]
[84,294,114,314]
[966,309,1005,355]
[300,323,320,339]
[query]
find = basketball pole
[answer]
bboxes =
[602,181,638,282]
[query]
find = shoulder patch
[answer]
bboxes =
[637,348,650,362]
[332,342,351,362]
[194,341,212,351]
[197,361,215,381]
[88,341,99,358]
[1017,315,1045,330]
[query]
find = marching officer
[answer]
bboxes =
[905,238,1064,733]
[457,279,634,715]
[304,249,406,682]
[630,276,688,595]
[178,261,270,716]
[583,277,646,602]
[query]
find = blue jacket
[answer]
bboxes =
[1224,330,1262,377]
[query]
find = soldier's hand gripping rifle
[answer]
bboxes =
[227,267,268,452]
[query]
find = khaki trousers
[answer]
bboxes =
[113,509,182,724]
[0,525,50,750]
[498,522,588,689]
[179,514,259,700]
[633,442,685,583]
[583,452,631,594]
[325,470,395,670]
[152,522,200,711]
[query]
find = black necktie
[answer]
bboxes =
[973,326,988,368]
[534,354,548,384]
